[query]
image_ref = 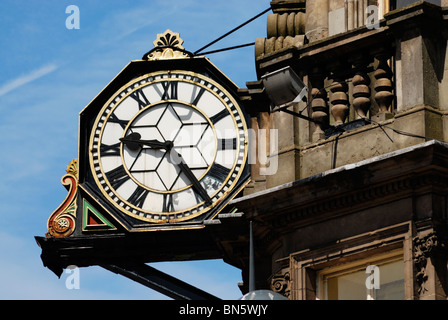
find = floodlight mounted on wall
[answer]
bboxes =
[260,66,324,126]
[261,66,308,110]
[262,66,373,139]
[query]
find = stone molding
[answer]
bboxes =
[255,1,306,59]
[413,232,447,297]
[231,140,448,233]
[287,223,407,299]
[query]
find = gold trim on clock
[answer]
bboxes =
[88,70,249,223]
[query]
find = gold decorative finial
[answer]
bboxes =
[142,29,193,60]
[153,29,184,50]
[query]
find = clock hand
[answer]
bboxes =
[170,150,212,206]
[120,132,170,151]
[121,134,212,205]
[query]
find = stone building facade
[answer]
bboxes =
[226,0,448,299]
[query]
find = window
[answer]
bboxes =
[318,258,404,300]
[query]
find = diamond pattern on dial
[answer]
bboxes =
[123,102,216,192]
[90,70,249,224]
[156,104,182,141]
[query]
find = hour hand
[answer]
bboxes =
[120,132,168,151]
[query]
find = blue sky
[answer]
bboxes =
[0,0,269,299]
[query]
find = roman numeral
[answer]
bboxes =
[208,163,231,182]
[217,138,237,150]
[129,88,150,110]
[108,113,129,130]
[209,109,228,124]
[162,193,175,212]
[100,143,121,157]
[191,87,206,106]
[161,81,178,100]
[128,186,149,208]
[106,165,129,190]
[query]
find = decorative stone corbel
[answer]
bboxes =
[270,269,291,298]
[413,232,446,297]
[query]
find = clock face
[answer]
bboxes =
[89,70,248,224]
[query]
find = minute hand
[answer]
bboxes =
[172,151,212,206]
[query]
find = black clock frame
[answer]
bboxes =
[78,57,250,233]
[35,53,252,301]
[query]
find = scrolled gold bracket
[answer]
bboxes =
[46,159,78,238]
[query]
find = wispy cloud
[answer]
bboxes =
[0,63,58,97]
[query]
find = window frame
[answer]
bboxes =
[316,250,404,300]
[288,222,411,300]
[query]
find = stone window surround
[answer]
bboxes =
[316,249,404,299]
[286,222,412,299]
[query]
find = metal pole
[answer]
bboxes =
[102,262,220,300]
[249,220,255,292]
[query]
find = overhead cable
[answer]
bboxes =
[194,7,271,55]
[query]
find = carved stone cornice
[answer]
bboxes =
[238,80,271,116]
[231,140,448,234]
[272,173,448,231]
[255,0,306,60]
[270,0,305,14]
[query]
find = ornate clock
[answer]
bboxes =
[38,30,251,289]
[78,30,250,232]
[89,69,248,224]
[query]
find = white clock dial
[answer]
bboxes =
[90,70,248,223]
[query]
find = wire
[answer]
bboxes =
[305,80,432,142]
[276,76,433,143]
[273,79,354,128]
[196,42,255,56]
[348,96,433,142]
[195,11,433,145]
[194,7,271,55]
[363,116,431,141]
